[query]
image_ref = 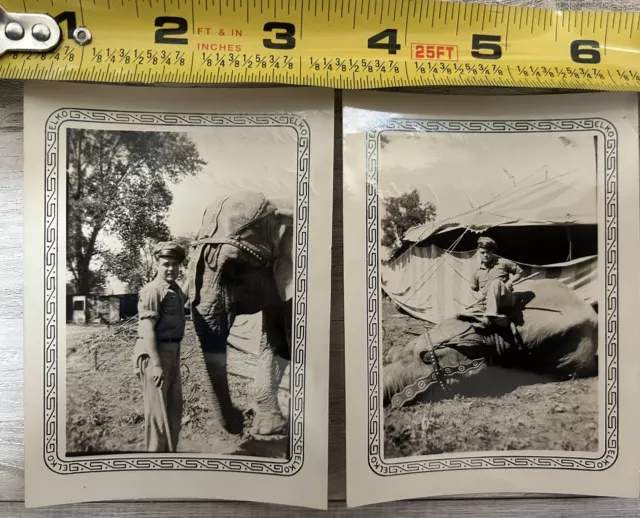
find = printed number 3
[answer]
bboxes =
[263,22,296,50]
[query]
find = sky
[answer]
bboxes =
[93,126,298,294]
[378,131,598,224]
[78,126,598,294]
[167,127,298,236]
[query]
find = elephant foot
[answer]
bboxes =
[250,409,287,437]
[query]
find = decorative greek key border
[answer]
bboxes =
[44,108,310,475]
[366,118,618,475]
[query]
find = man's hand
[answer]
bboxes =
[507,272,522,290]
[151,364,164,388]
[472,290,486,301]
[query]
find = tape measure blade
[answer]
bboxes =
[0,0,637,89]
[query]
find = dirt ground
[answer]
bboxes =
[66,321,290,458]
[381,297,599,459]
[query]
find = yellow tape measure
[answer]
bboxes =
[0,0,639,90]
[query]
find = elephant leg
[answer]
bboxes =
[192,247,244,435]
[251,304,290,436]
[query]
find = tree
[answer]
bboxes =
[66,129,206,294]
[103,238,161,294]
[103,233,196,294]
[381,189,436,256]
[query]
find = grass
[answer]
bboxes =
[65,321,290,457]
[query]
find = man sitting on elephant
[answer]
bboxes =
[469,236,523,328]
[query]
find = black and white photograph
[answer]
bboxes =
[380,131,599,458]
[24,82,333,509]
[343,91,640,506]
[65,125,295,459]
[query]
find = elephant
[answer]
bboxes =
[185,190,294,436]
[383,278,598,407]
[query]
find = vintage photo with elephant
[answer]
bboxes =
[65,124,298,459]
[25,83,334,508]
[378,129,601,458]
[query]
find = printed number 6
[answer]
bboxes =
[263,22,296,50]
[570,40,601,64]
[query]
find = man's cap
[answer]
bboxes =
[477,236,498,251]
[153,241,186,262]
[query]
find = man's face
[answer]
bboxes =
[157,257,180,283]
[479,247,495,265]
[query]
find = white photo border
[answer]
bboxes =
[366,118,618,475]
[44,108,310,476]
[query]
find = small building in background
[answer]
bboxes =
[67,293,139,325]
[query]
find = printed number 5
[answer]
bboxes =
[471,34,502,60]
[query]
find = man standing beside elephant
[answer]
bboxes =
[470,236,523,328]
[132,241,187,453]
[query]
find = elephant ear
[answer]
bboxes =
[272,202,295,302]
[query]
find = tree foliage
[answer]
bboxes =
[381,189,436,256]
[103,233,196,294]
[66,129,206,294]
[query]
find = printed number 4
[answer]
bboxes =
[367,29,401,55]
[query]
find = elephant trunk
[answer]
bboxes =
[190,246,243,434]
[202,352,244,435]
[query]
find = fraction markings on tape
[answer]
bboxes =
[0,0,638,90]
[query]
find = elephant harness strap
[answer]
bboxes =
[193,196,277,267]
[193,234,273,266]
[390,327,487,409]
[187,193,278,304]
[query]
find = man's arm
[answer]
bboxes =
[470,273,484,300]
[505,261,523,289]
[136,287,164,387]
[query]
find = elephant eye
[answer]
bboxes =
[419,351,433,365]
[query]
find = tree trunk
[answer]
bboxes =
[76,225,101,297]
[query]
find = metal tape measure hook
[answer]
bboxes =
[0,5,61,58]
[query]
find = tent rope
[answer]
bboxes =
[398,217,480,305]
[388,167,560,269]
[391,210,481,294]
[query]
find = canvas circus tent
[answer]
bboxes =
[381,170,598,324]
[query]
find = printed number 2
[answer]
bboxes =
[155,17,188,45]
[367,29,401,54]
